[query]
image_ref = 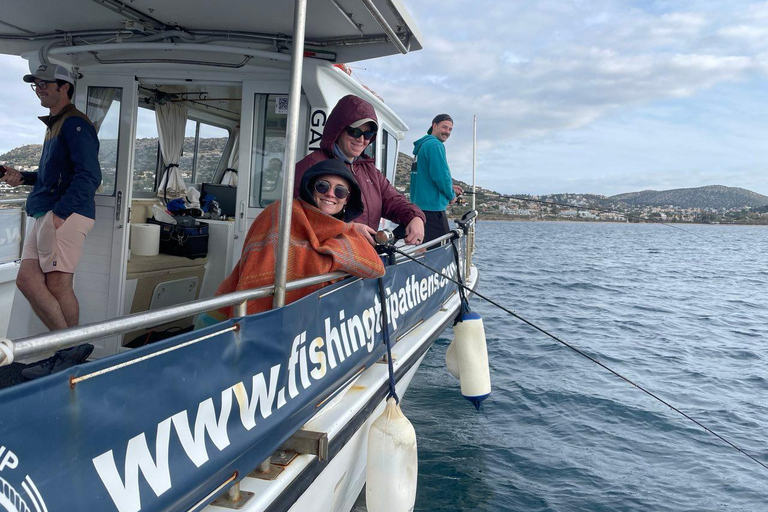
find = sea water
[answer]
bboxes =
[401,221,768,511]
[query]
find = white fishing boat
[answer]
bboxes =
[0,2,480,512]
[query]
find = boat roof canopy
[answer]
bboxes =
[0,0,423,64]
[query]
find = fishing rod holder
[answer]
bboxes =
[455,209,477,233]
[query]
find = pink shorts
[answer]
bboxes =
[22,212,95,273]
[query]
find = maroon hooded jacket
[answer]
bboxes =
[294,95,425,230]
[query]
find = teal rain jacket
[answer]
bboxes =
[410,134,454,211]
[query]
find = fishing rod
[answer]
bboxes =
[458,190,705,239]
[380,233,768,473]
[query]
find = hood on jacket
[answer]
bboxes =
[320,95,379,156]
[299,158,364,222]
[413,133,440,156]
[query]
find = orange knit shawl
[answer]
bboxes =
[213,199,385,319]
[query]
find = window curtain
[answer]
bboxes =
[221,127,239,186]
[85,87,118,195]
[86,87,117,133]
[155,101,189,201]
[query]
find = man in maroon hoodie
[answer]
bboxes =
[295,95,425,245]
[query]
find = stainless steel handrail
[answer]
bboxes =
[273,0,308,309]
[5,222,474,361]
[8,270,346,361]
[395,230,460,259]
[0,199,26,205]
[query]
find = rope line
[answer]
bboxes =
[393,246,768,472]
[377,277,399,404]
[71,326,238,385]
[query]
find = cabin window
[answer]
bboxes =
[132,109,230,197]
[378,130,399,179]
[86,86,122,196]
[363,137,376,161]
[179,120,230,186]
[384,130,398,180]
[133,107,161,196]
[251,95,288,208]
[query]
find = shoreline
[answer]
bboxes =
[448,215,768,227]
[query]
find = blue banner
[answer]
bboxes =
[0,244,458,512]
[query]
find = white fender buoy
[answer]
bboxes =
[445,339,460,379]
[454,311,491,410]
[366,397,418,512]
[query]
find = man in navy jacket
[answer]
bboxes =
[1,64,101,379]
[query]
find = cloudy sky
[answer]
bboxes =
[356,0,768,196]
[2,0,768,196]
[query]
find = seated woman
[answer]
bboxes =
[197,159,385,327]
[294,94,426,246]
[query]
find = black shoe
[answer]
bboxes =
[51,344,94,374]
[20,355,57,380]
[21,344,94,380]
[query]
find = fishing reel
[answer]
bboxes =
[374,229,398,247]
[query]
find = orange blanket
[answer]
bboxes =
[212,199,385,319]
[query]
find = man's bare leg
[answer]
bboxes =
[46,271,78,327]
[16,259,68,331]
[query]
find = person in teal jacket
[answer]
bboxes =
[411,114,463,243]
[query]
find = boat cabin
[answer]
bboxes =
[0,0,423,356]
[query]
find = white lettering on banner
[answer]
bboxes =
[171,390,233,468]
[92,258,457,512]
[233,364,281,430]
[309,337,327,379]
[0,446,18,471]
[92,420,173,512]
[1,227,21,246]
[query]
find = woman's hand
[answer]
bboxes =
[353,222,377,245]
[404,217,425,245]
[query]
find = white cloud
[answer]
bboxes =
[3,1,768,195]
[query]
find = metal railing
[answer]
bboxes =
[1,225,473,365]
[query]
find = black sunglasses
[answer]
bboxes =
[346,126,376,140]
[314,180,350,200]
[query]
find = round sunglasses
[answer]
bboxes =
[314,180,350,200]
[345,126,376,140]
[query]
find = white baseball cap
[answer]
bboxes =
[349,117,378,130]
[23,64,76,85]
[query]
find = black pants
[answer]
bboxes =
[423,210,450,243]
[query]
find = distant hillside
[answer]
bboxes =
[0,144,42,169]
[608,186,768,210]
[0,137,228,172]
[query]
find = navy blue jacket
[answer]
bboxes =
[23,104,101,220]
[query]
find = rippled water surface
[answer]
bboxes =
[402,221,768,512]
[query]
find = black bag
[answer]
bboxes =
[146,217,209,259]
